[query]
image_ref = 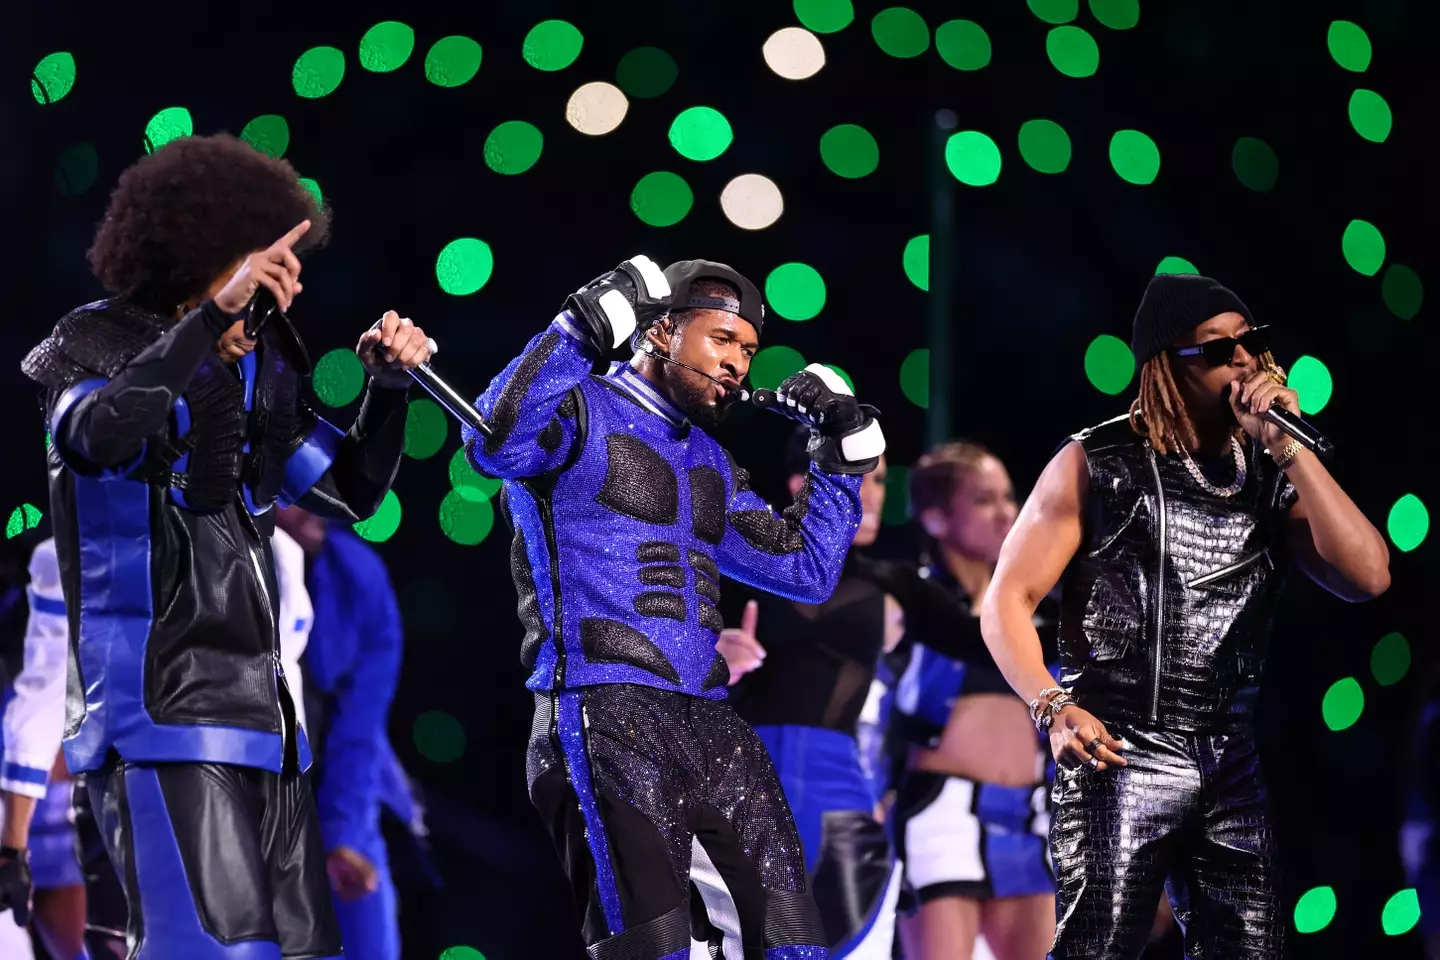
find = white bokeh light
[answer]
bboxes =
[566,81,629,135]
[763,27,825,80]
[720,174,784,230]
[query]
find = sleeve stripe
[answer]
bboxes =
[27,591,66,617]
[1,761,49,786]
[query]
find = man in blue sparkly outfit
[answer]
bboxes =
[466,256,885,960]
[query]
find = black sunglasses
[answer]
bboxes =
[1169,325,1271,366]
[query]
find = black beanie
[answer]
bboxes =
[1130,273,1254,366]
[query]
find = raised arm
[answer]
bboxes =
[1226,371,1390,601]
[466,255,672,480]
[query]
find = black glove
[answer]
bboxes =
[563,255,672,355]
[0,847,32,926]
[773,364,886,475]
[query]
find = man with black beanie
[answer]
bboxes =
[978,272,1391,957]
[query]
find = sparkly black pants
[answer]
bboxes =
[1049,724,1284,959]
[528,685,828,959]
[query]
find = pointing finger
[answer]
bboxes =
[275,219,312,250]
[741,599,759,635]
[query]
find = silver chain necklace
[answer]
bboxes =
[1178,436,1247,498]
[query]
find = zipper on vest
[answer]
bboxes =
[1187,548,1272,589]
[1146,448,1166,723]
[539,495,567,690]
[242,517,285,761]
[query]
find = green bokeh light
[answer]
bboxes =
[1089,0,1140,30]
[1387,494,1429,553]
[439,947,487,960]
[631,171,693,227]
[403,398,448,460]
[354,490,402,543]
[1084,335,1134,395]
[871,7,930,58]
[298,177,323,207]
[935,20,991,70]
[292,46,345,98]
[1294,886,1338,933]
[749,346,808,391]
[903,235,929,291]
[524,20,584,71]
[1327,20,1372,72]
[484,121,544,175]
[54,142,98,198]
[766,263,827,321]
[32,52,77,105]
[1382,888,1421,936]
[1370,632,1411,687]
[241,114,290,159]
[413,710,467,762]
[1046,26,1100,78]
[669,107,733,161]
[616,47,678,98]
[5,504,43,540]
[825,365,855,393]
[1348,89,1392,143]
[945,131,1001,186]
[1110,130,1160,184]
[1381,264,1423,320]
[313,348,365,407]
[1286,355,1333,414]
[882,465,910,526]
[1342,219,1386,276]
[425,36,482,87]
[1018,119,1072,174]
[450,446,502,502]
[1027,0,1078,24]
[436,238,494,296]
[1156,256,1199,275]
[900,348,929,408]
[440,489,495,546]
[795,0,855,33]
[144,107,192,154]
[819,124,880,178]
[1232,137,1278,192]
[1321,677,1364,731]
[359,21,415,73]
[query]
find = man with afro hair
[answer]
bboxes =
[11,133,435,958]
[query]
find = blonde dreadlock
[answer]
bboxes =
[1127,350,1287,455]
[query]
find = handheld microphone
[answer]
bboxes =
[1224,383,1334,461]
[244,286,279,340]
[639,340,750,401]
[366,320,491,437]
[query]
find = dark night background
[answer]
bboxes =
[2,0,1435,956]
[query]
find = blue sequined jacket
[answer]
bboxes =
[465,313,862,699]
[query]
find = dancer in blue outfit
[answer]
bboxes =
[467,256,885,960]
[275,504,417,960]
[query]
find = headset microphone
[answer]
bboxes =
[640,340,751,402]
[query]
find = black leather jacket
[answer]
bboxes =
[1059,415,1296,733]
[22,298,409,774]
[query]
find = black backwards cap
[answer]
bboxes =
[662,259,765,337]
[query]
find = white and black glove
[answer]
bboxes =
[563,255,671,355]
[774,364,885,475]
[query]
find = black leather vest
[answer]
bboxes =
[1059,415,1296,733]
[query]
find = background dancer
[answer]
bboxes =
[718,428,904,959]
[19,133,434,958]
[0,535,89,960]
[982,273,1391,958]
[467,255,884,959]
[884,442,1057,960]
[275,504,422,960]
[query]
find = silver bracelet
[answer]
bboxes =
[1028,686,1064,725]
[1037,693,1076,734]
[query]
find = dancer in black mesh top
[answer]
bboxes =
[719,427,903,958]
[981,273,1391,959]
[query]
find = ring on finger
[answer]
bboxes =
[1087,756,1100,769]
[1087,737,1103,752]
